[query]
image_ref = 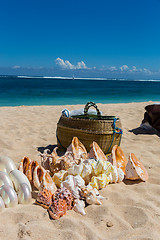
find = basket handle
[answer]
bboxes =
[84,102,101,117]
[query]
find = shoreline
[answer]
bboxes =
[0,102,160,239]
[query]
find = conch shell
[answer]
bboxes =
[67,137,87,160]
[88,142,108,162]
[18,156,31,174]
[111,145,128,174]
[81,187,103,205]
[26,160,39,183]
[36,189,53,209]
[73,198,86,216]
[33,165,57,194]
[125,153,148,181]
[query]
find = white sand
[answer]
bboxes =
[0,102,160,240]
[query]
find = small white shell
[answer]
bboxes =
[0,171,14,188]
[0,184,18,208]
[73,199,86,216]
[0,156,16,174]
[108,166,119,183]
[17,183,32,204]
[9,169,32,192]
[0,196,5,211]
[117,167,125,182]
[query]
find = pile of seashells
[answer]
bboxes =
[0,156,32,211]
[18,137,148,220]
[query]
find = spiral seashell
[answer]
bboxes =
[0,171,14,188]
[17,183,32,204]
[0,184,18,208]
[0,196,5,211]
[0,156,16,174]
[125,153,148,181]
[9,169,32,192]
[73,199,86,216]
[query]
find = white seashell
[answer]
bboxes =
[9,169,32,192]
[0,196,5,211]
[74,175,85,188]
[68,161,83,176]
[17,183,32,204]
[33,165,46,190]
[0,171,14,188]
[52,170,68,188]
[0,184,18,208]
[108,166,119,183]
[0,156,16,174]
[73,199,86,216]
[81,163,92,184]
[117,167,124,182]
[61,175,81,199]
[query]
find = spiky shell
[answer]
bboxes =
[73,199,86,216]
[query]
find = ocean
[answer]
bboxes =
[0,75,160,106]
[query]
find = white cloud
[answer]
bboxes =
[120,65,129,71]
[109,66,117,71]
[55,58,89,69]
[12,65,20,69]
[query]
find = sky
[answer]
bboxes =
[0,0,160,79]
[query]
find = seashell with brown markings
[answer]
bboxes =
[26,160,39,183]
[18,156,31,175]
[0,184,18,208]
[36,189,53,209]
[125,153,148,181]
[48,198,68,220]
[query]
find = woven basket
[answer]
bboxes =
[56,102,122,154]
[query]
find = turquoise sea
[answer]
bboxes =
[0,75,160,106]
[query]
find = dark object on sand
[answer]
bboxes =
[142,104,160,132]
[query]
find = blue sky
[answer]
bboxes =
[0,0,160,78]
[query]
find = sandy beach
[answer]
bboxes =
[0,101,160,240]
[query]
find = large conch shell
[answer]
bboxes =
[18,156,31,175]
[111,145,128,174]
[9,169,32,192]
[66,137,88,160]
[125,153,148,181]
[88,142,108,162]
[0,156,16,174]
[0,184,18,208]
[0,171,14,188]
[33,165,57,194]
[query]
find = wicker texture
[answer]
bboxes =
[56,102,122,154]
